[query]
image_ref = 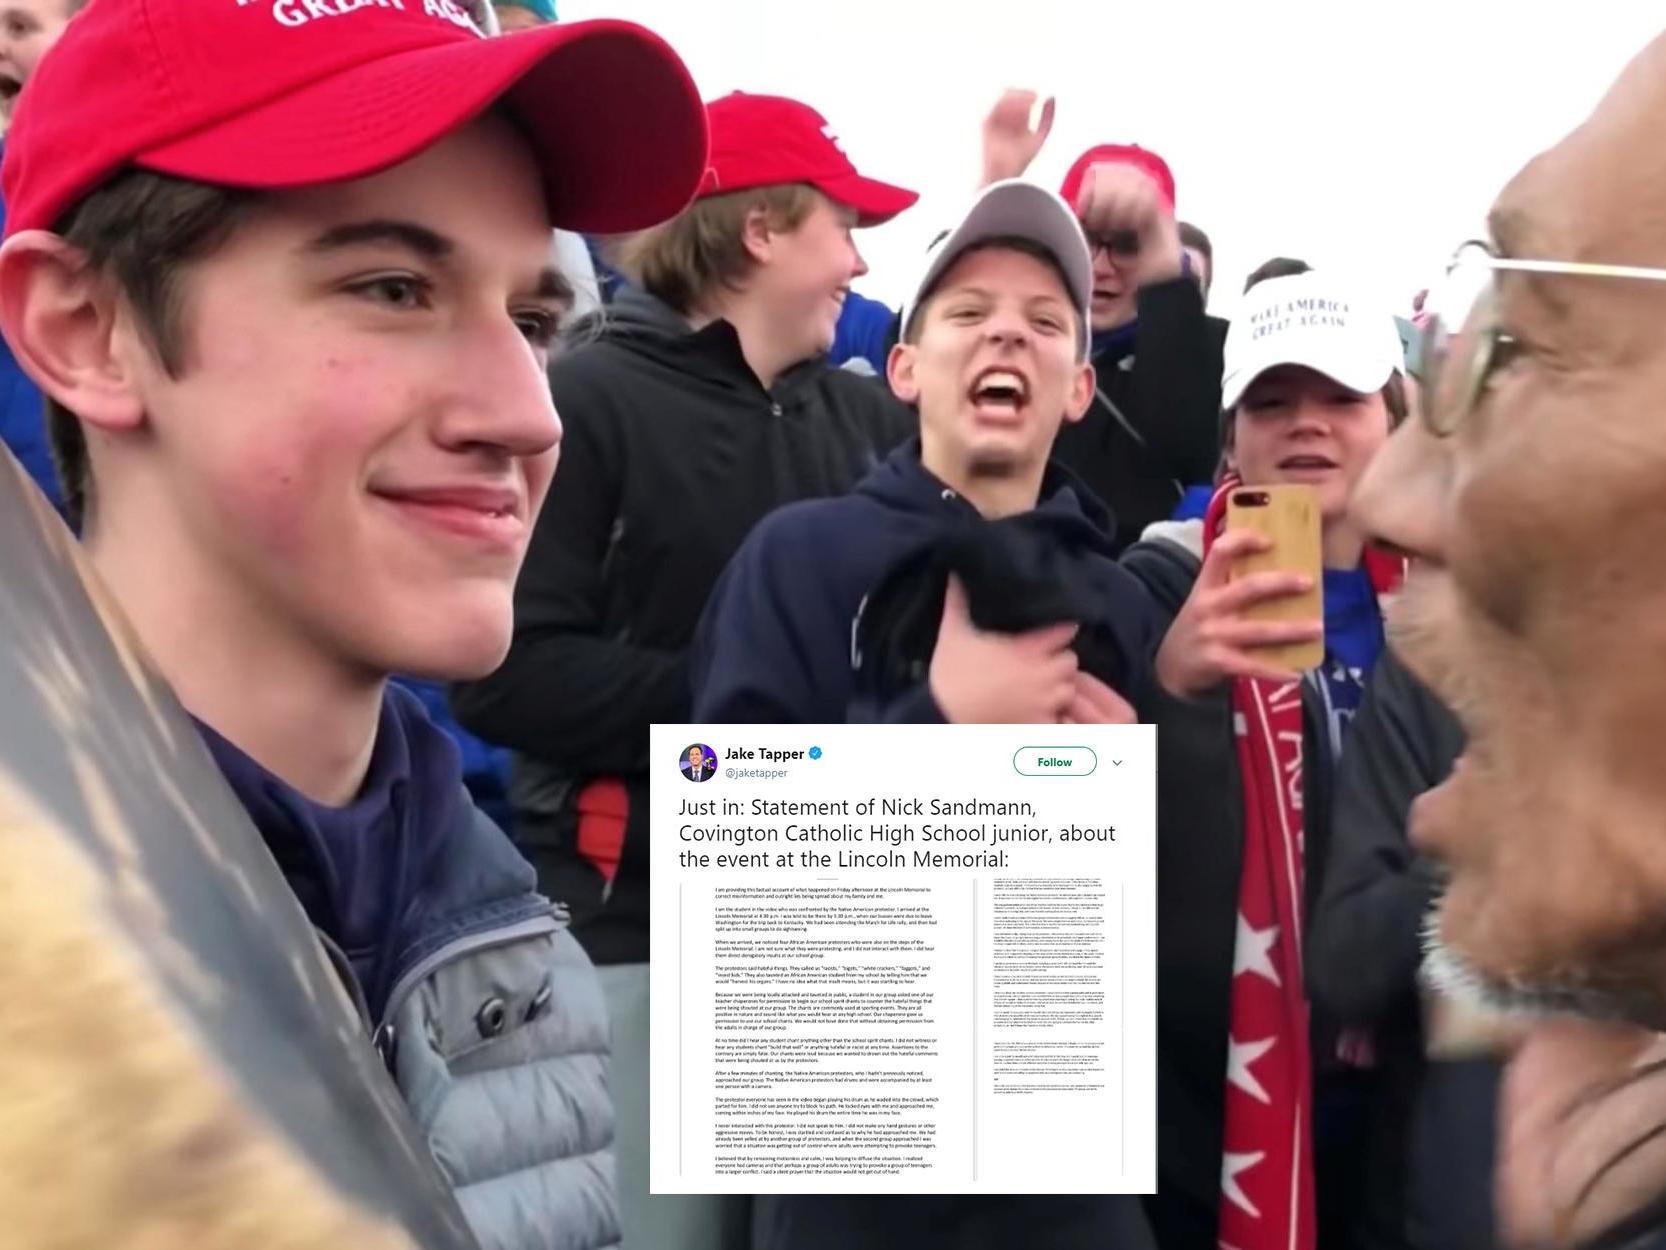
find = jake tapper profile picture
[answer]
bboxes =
[681,744,716,783]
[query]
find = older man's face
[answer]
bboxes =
[1352,32,1666,1026]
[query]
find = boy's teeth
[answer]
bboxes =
[977,372,1024,397]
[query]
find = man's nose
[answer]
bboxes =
[1351,419,1452,562]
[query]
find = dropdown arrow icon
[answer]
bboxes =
[1111,760,1122,766]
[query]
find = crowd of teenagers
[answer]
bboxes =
[0,0,1541,1249]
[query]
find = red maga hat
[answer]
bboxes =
[1058,143,1176,217]
[698,92,917,227]
[3,0,710,239]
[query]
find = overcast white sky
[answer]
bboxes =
[561,0,1663,321]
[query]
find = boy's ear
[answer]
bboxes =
[886,339,920,405]
[740,205,775,266]
[0,231,144,436]
[1061,358,1095,427]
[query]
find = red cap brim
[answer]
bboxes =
[814,172,920,227]
[135,20,708,235]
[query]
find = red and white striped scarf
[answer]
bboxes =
[1204,479,1403,1250]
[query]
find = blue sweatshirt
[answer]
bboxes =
[691,440,1161,724]
[829,290,898,376]
[196,685,469,1019]
[1314,564,1387,753]
[390,675,514,834]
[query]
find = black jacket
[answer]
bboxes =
[452,289,913,964]
[1121,526,1378,1250]
[1309,647,1502,1250]
[1308,649,1459,1027]
[1050,279,1226,555]
[691,440,1161,725]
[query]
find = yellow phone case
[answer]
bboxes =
[1225,484,1324,673]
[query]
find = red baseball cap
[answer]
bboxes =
[698,92,917,227]
[1058,144,1177,217]
[2,0,710,240]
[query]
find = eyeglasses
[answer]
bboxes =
[1086,229,1141,260]
[1418,239,1666,437]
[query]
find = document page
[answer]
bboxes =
[649,724,1155,1195]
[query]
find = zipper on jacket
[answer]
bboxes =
[599,515,625,585]
[318,927,410,1077]
[376,910,565,1039]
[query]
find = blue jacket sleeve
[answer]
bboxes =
[830,291,899,377]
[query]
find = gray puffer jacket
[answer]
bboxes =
[201,689,618,1250]
[380,858,617,1250]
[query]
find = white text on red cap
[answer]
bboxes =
[258,0,480,35]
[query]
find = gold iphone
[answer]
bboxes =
[1224,484,1324,673]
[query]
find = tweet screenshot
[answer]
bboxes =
[648,724,1156,1196]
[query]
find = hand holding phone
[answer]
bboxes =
[1153,502,1324,699]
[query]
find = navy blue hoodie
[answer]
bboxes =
[693,444,1162,1250]
[196,684,540,1022]
[691,440,1163,724]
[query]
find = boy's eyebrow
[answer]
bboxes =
[304,219,455,259]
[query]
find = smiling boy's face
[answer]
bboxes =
[1230,365,1392,527]
[0,0,73,124]
[50,115,569,684]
